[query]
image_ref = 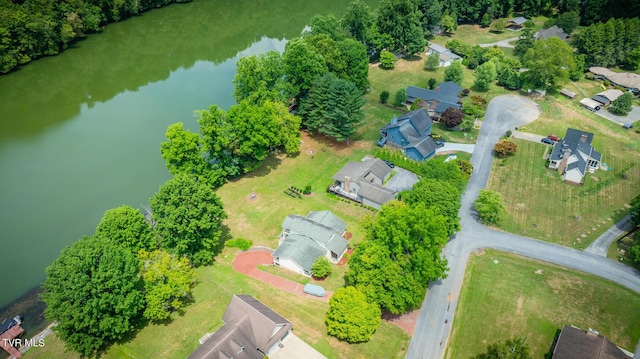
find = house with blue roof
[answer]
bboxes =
[548,128,602,185]
[272,211,348,277]
[405,81,462,118]
[377,108,438,162]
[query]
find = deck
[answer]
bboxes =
[0,324,24,358]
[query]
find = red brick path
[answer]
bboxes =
[232,249,333,302]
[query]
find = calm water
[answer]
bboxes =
[0,0,378,331]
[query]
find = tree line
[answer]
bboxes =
[0,0,192,73]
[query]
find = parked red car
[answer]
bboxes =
[547,134,560,141]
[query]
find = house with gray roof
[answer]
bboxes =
[188,295,292,359]
[590,67,640,94]
[508,16,528,29]
[378,108,438,162]
[329,158,396,209]
[426,43,462,67]
[536,25,568,41]
[551,325,633,359]
[548,128,602,185]
[272,211,348,276]
[405,81,462,117]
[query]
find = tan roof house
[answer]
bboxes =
[188,295,292,359]
[552,325,633,359]
[590,67,640,94]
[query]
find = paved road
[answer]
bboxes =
[478,37,519,48]
[585,215,633,257]
[594,105,640,126]
[406,95,640,359]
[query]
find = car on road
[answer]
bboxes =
[547,134,560,141]
[434,139,445,148]
[383,160,395,168]
[541,138,554,145]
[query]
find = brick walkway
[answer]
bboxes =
[232,249,333,302]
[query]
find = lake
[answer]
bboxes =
[0,0,378,334]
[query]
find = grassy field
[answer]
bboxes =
[487,95,640,247]
[429,18,546,47]
[25,247,410,359]
[445,250,640,359]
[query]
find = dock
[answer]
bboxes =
[0,324,25,358]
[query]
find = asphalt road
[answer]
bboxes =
[406,95,640,359]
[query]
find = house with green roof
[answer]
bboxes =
[272,211,348,277]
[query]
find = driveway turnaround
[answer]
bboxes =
[385,167,419,193]
[406,95,640,359]
[232,249,333,302]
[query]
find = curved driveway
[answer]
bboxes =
[406,95,640,359]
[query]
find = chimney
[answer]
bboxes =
[344,176,350,192]
[581,134,587,142]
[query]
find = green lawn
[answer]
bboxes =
[445,250,640,359]
[487,96,640,247]
[429,18,546,48]
[25,248,410,359]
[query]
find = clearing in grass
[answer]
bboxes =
[445,250,640,359]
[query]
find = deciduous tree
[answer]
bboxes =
[325,286,381,343]
[610,93,633,115]
[472,336,532,359]
[138,250,196,321]
[233,52,286,103]
[474,189,507,225]
[440,14,456,33]
[311,256,332,279]
[393,88,407,106]
[494,139,517,157]
[160,122,205,178]
[444,61,465,85]
[555,11,580,34]
[96,205,155,253]
[401,178,461,235]
[474,61,497,91]
[341,0,374,44]
[440,107,464,127]
[150,174,227,266]
[490,18,507,33]
[283,38,328,97]
[380,49,396,69]
[521,38,575,91]
[42,235,144,356]
[425,52,440,70]
[376,0,425,52]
